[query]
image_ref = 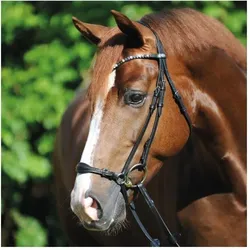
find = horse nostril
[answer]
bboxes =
[82,195,103,220]
[90,197,103,219]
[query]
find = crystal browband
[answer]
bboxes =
[113,53,166,71]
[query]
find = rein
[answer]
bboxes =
[76,21,192,247]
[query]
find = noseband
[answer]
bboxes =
[76,21,192,247]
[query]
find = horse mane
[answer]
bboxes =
[141,8,246,70]
[87,8,246,100]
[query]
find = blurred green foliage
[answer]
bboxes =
[1,1,246,246]
[11,209,47,246]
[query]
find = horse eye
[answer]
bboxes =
[124,90,146,107]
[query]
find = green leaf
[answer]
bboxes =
[2,150,28,184]
[224,11,246,34]
[203,4,227,21]
[24,155,51,179]
[11,209,47,246]
[219,1,234,8]
[121,4,153,20]
[37,134,55,155]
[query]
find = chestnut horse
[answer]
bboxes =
[53,8,246,246]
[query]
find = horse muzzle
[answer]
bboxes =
[70,176,126,231]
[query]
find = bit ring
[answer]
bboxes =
[124,163,147,188]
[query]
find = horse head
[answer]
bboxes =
[69,8,246,242]
[70,10,192,233]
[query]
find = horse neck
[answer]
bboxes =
[175,47,246,208]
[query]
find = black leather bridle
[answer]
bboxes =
[76,21,192,247]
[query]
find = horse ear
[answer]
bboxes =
[72,17,110,45]
[110,10,145,47]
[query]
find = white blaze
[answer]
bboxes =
[80,97,104,165]
[80,70,116,165]
[71,71,116,216]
